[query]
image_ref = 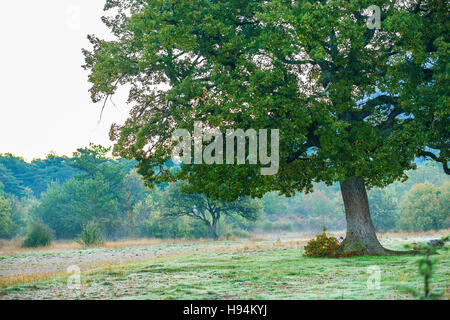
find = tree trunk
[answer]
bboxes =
[338,177,389,256]
[209,223,218,240]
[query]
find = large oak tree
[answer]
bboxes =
[84,0,449,255]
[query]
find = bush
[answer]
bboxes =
[76,221,105,246]
[303,227,340,257]
[22,222,53,248]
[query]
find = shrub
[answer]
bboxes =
[22,222,53,248]
[303,227,340,257]
[76,221,105,247]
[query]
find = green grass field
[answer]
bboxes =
[0,234,448,300]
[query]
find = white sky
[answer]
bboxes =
[0,0,131,161]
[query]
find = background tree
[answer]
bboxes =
[367,187,398,231]
[262,192,288,216]
[84,0,448,255]
[35,177,122,239]
[0,195,16,239]
[0,162,26,197]
[32,145,146,239]
[69,144,110,176]
[0,154,79,198]
[397,182,449,232]
[162,182,262,240]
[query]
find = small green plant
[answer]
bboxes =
[22,222,53,248]
[303,227,340,257]
[76,221,105,247]
[400,235,449,299]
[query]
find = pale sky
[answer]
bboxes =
[0,0,131,161]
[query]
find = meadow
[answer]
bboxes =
[0,230,448,300]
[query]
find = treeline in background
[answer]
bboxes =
[0,144,448,246]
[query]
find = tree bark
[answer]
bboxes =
[338,177,389,256]
[209,222,218,240]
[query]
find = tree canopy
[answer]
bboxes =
[0,154,80,198]
[85,0,448,196]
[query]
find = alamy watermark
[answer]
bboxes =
[172,122,279,175]
[367,5,381,30]
[67,265,81,290]
[366,265,381,290]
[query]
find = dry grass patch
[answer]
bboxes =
[0,239,83,255]
[0,238,214,255]
[0,271,68,289]
[377,229,450,239]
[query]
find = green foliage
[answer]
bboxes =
[0,181,5,197]
[161,182,262,239]
[262,192,287,215]
[83,1,448,254]
[22,222,53,248]
[368,187,398,231]
[69,144,111,176]
[0,196,16,239]
[303,227,340,258]
[76,221,105,247]
[139,213,208,239]
[131,190,208,239]
[0,154,79,198]
[85,0,448,202]
[33,145,148,239]
[1,145,447,242]
[32,177,121,239]
[257,163,447,234]
[0,163,26,197]
[397,182,449,232]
